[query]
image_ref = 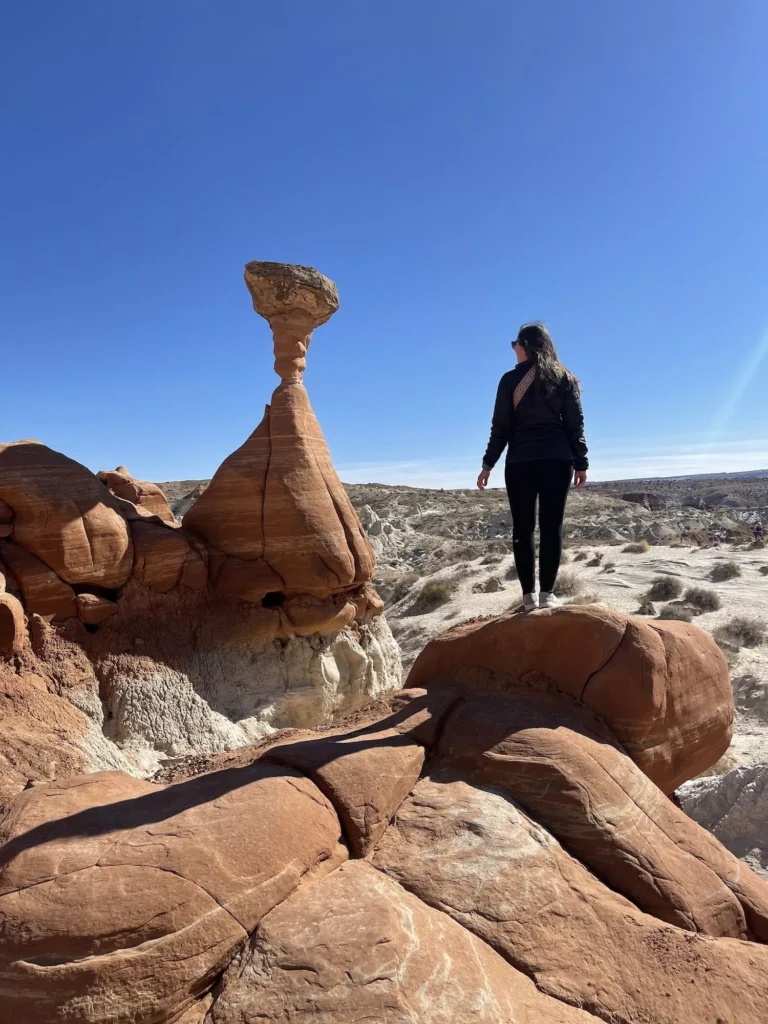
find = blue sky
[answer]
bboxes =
[2,1,767,486]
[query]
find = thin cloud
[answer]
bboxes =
[338,438,768,488]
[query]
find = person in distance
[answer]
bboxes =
[477,322,588,612]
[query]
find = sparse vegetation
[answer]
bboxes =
[601,560,616,573]
[645,575,683,602]
[586,552,604,567]
[554,568,585,598]
[683,586,722,614]
[657,604,693,622]
[709,560,741,582]
[750,538,766,550]
[408,579,456,615]
[387,572,419,605]
[714,616,767,649]
[573,551,588,562]
[636,598,656,616]
[622,540,651,554]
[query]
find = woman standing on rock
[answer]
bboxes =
[477,323,588,612]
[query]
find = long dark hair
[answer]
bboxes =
[515,322,578,395]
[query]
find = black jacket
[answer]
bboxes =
[483,360,589,471]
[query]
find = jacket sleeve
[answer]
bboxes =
[482,376,512,470]
[562,378,589,471]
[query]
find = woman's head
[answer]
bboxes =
[513,322,575,393]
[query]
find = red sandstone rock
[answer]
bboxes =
[407,605,733,793]
[0,663,93,806]
[131,520,207,593]
[0,765,346,1024]
[0,592,25,656]
[243,260,339,382]
[0,499,12,523]
[0,666,766,1023]
[98,466,175,523]
[211,860,595,1023]
[183,263,374,604]
[0,539,77,620]
[0,441,133,588]
[75,592,119,625]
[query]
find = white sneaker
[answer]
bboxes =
[522,592,538,612]
[539,591,560,609]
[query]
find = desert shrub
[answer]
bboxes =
[586,552,604,567]
[622,541,650,554]
[732,672,768,719]
[554,568,584,597]
[760,566,768,576]
[573,551,588,562]
[505,562,518,581]
[709,560,741,582]
[388,573,419,605]
[714,616,767,649]
[750,538,766,550]
[683,586,722,613]
[409,579,455,615]
[480,551,504,565]
[636,598,656,616]
[657,604,693,622]
[645,575,683,602]
[602,560,616,573]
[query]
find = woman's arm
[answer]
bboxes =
[482,375,512,471]
[562,378,589,472]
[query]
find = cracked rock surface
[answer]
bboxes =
[1,609,766,1023]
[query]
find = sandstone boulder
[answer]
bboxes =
[0,441,133,588]
[211,860,595,1023]
[131,519,208,593]
[1,665,767,1023]
[374,774,768,1024]
[0,765,347,1024]
[407,605,733,792]
[75,592,119,625]
[98,466,175,523]
[0,539,77,620]
[0,592,25,655]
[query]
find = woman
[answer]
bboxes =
[477,323,588,612]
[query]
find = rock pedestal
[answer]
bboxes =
[184,262,375,605]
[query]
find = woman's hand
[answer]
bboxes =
[573,470,588,489]
[477,468,490,491]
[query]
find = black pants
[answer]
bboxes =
[504,459,573,594]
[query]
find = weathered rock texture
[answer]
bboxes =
[184,263,374,605]
[407,604,733,793]
[0,264,399,793]
[1,625,766,1024]
[680,764,768,875]
[98,466,176,523]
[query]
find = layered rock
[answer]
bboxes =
[407,604,733,793]
[680,764,768,875]
[0,263,400,792]
[0,440,133,589]
[98,466,176,523]
[1,630,766,1024]
[184,262,374,607]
